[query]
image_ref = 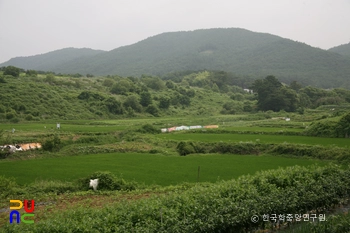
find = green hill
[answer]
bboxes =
[328,42,350,58]
[2,28,350,88]
[0,47,106,72]
[0,72,246,122]
[1,69,350,122]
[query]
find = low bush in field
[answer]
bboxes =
[0,177,78,198]
[74,136,100,143]
[270,143,350,161]
[3,165,349,232]
[304,120,339,137]
[0,176,19,198]
[41,134,61,152]
[26,180,79,194]
[185,129,302,135]
[77,171,138,191]
[283,212,350,233]
[307,213,350,233]
[305,112,350,138]
[176,141,196,155]
[0,172,138,199]
[137,124,160,134]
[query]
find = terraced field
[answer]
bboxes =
[0,152,328,186]
[156,132,350,147]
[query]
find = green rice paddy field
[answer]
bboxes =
[0,153,327,186]
[0,116,304,134]
[0,122,128,133]
[157,133,350,147]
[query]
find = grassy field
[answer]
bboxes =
[0,122,128,133]
[0,113,307,134]
[0,123,304,136]
[222,126,304,132]
[0,152,328,186]
[156,133,350,147]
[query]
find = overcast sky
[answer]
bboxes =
[0,0,349,63]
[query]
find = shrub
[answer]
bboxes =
[5,112,15,120]
[27,180,78,194]
[75,136,100,144]
[102,78,114,87]
[140,91,152,107]
[25,114,34,121]
[10,117,20,123]
[78,171,137,191]
[44,73,56,83]
[138,124,160,134]
[3,66,20,77]
[176,141,196,156]
[0,176,18,198]
[158,96,170,109]
[110,80,133,95]
[304,112,350,138]
[123,95,142,112]
[42,134,61,152]
[0,76,6,83]
[104,97,124,115]
[145,104,159,116]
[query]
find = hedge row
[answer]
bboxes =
[2,165,350,232]
[176,141,350,162]
[184,129,302,136]
[286,212,350,233]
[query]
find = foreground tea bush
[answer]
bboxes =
[0,176,18,198]
[2,165,350,232]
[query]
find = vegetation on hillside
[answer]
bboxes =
[1,68,350,123]
[305,112,350,138]
[0,47,105,71]
[329,42,350,58]
[2,28,350,88]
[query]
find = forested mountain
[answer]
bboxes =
[0,48,106,72]
[329,42,350,58]
[2,28,350,88]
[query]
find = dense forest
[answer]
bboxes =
[0,48,105,71]
[329,42,350,58]
[1,66,350,122]
[2,28,350,89]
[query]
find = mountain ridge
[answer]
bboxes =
[1,28,350,88]
[1,47,106,71]
[328,42,350,58]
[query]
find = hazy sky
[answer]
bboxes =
[0,0,349,63]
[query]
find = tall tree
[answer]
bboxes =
[336,112,350,138]
[158,96,170,109]
[140,91,152,107]
[105,97,123,114]
[252,75,282,111]
[4,66,21,77]
[289,80,302,92]
[279,86,298,112]
[252,75,298,112]
[123,95,142,112]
